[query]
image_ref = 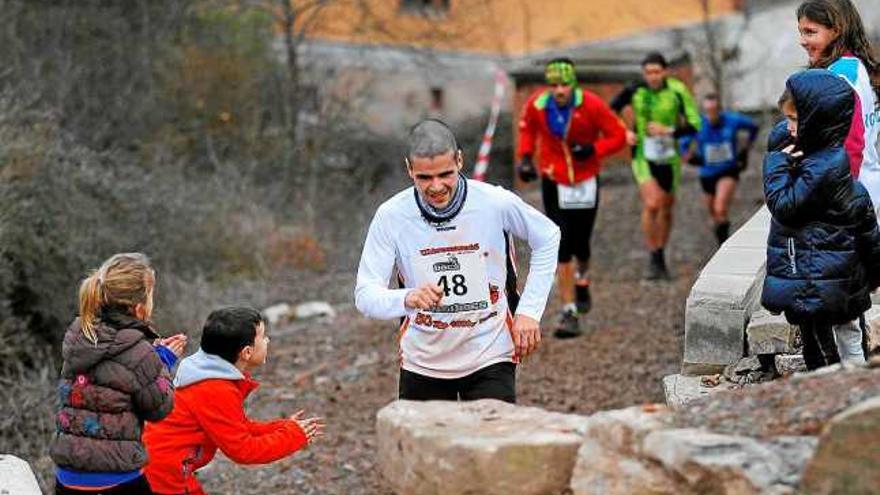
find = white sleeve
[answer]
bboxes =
[354,208,410,320]
[499,187,560,321]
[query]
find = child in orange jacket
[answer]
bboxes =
[143,307,323,495]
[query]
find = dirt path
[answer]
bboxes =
[203,165,766,494]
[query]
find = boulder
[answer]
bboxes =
[642,430,815,495]
[262,302,293,326]
[0,454,41,495]
[775,354,806,375]
[801,396,880,495]
[746,310,799,355]
[570,405,677,495]
[376,399,588,495]
[293,301,336,321]
[723,356,775,385]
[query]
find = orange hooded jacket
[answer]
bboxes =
[143,350,307,495]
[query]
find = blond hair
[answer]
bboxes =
[78,253,154,342]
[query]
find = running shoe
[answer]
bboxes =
[646,258,671,281]
[553,308,582,339]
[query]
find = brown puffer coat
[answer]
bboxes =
[50,310,174,472]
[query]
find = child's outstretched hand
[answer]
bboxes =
[158,334,188,358]
[290,410,325,445]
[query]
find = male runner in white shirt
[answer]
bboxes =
[355,119,560,402]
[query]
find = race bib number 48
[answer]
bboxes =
[412,248,490,314]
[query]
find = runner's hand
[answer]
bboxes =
[626,130,638,146]
[570,142,595,160]
[157,334,187,358]
[511,314,541,360]
[290,410,325,444]
[405,283,444,310]
[517,156,538,183]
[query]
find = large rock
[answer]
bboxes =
[642,429,815,495]
[801,396,880,495]
[570,404,815,495]
[746,310,798,355]
[570,405,676,495]
[0,454,41,495]
[376,399,588,495]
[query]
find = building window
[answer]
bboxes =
[430,87,445,111]
[400,0,450,17]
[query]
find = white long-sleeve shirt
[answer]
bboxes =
[355,179,560,379]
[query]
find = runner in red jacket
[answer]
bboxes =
[144,307,323,495]
[517,57,627,337]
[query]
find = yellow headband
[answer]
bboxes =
[545,61,577,86]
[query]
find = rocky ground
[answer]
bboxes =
[202,163,767,494]
[675,362,880,438]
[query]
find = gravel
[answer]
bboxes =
[203,163,767,494]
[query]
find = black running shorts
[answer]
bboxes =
[541,177,599,264]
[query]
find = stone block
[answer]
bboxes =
[376,399,588,495]
[720,227,769,250]
[683,302,747,375]
[663,374,707,408]
[688,274,759,310]
[801,397,880,495]
[0,455,41,495]
[662,374,737,408]
[775,354,806,375]
[700,247,767,278]
[746,309,798,355]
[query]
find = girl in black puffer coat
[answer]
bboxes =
[762,69,880,370]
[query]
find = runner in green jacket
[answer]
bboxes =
[611,52,701,279]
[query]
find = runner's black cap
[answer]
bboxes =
[641,52,668,68]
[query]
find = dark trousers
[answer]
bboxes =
[800,320,841,370]
[540,177,599,264]
[56,475,153,495]
[399,362,516,403]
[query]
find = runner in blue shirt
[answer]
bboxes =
[681,93,759,244]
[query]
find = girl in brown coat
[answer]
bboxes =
[50,253,186,494]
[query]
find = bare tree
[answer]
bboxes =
[696,0,753,103]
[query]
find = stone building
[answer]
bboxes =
[286,0,740,135]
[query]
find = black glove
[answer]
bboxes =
[517,155,538,182]
[570,142,595,161]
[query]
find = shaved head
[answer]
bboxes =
[406,119,459,162]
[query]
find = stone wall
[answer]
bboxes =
[682,206,770,375]
[377,395,880,495]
